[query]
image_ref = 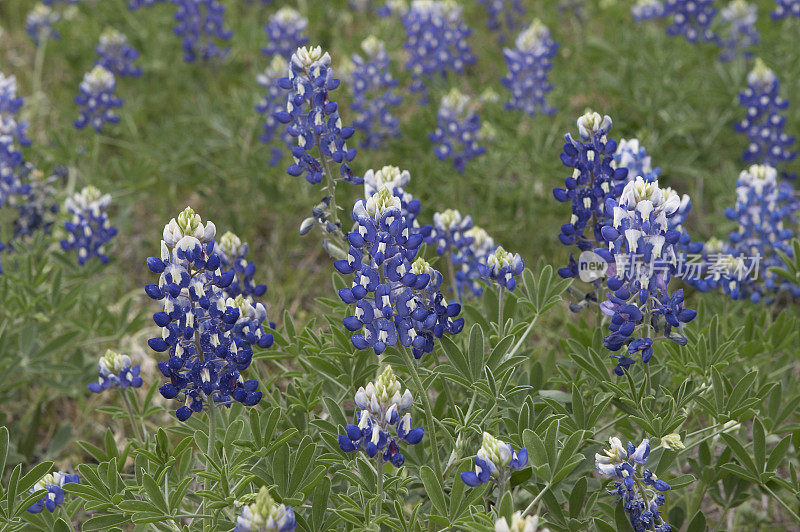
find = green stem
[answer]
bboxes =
[375,456,384,519]
[121,390,143,442]
[447,253,460,303]
[319,153,340,230]
[521,483,550,516]
[400,347,444,480]
[497,287,505,339]
[31,38,47,137]
[763,485,800,524]
[203,405,217,532]
[502,313,540,362]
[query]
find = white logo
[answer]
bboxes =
[578,251,608,282]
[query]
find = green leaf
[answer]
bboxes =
[720,434,758,476]
[140,473,168,514]
[18,462,54,493]
[419,466,446,516]
[686,510,707,532]
[569,476,588,518]
[311,476,330,530]
[82,514,130,531]
[766,435,792,473]
[0,426,8,478]
[614,499,636,532]
[752,418,766,474]
[467,324,485,382]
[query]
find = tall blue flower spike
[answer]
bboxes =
[12,166,63,240]
[350,36,402,150]
[27,472,80,514]
[128,0,165,9]
[479,246,524,291]
[663,0,718,43]
[95,29,142,77]
[217,231,268,300]
[718,0,759,62]
[477,0,525,39]
[256,56,292,167]
[145,207,270,421]
[172,0,232,63]
[460,432,528,487]
[772,0,800,18]
[502,19,558,116]
[723,164,799,302]
[262,7,308,59]
[455,226,496,298]
[735,59,796,176]
[26,4,60,45]
[60,186,117,265]
[554,112,628,280]
[274,46,358,185]
[428,209,473,257]
[632,0,666,22]
[335,187,464,358]
[401,0,475,101]
[88,349,144,393]
[362,165,424,230]
[235,486,296,532]
[595,437,672,532]
[430,88,487,173]
[338,366,424,467]
[594,177,697,374]
[74,66,123,132]
[613,139,661,184]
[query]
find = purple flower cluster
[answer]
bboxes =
[477,0,525,39]
[338,366,423,467]
[60,186,117,265]
[554,112,628,280]
[275,46,358,185]
[613,138,660,184]
[735,60,796,174]
[145,207,270,421]
[88,350,144,393]
[74,66,123,132]
[461,432,528,487]
[262,7,308,58]
[256,56,292,166]
[26,4,60,45]
[350,36,402,150]
[772,0,800,19]
[401,0,475,100]
[632,0,666,22]
[430,89,486,173]
[718,0,759,62]
[173,0,232,62]
[217,231,268,300]
[663,0,718,43]
[335,187,464,358]
[95,29,142,77]
[502,19,558,116]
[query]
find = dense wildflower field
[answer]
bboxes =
[1,0,800,530]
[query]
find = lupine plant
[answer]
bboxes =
[501,19,558,117]
[349,36,402,149]
[401,0,475,100]
[718,0,759,62]
[60,185,117,265]
[262,7,308,59]
[735,58,797,175]
[663,0,718,43]
[477,0,525,40]
[73,65,123,132]
[613,138,660,183]
[255,55,292,166]
[172,0,232,62]
[25,3,60,45]
[632,0,666,22]
[94,28,142,77]
[772,0,800,18]
[429,88,487,172]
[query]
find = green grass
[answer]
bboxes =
[2,0,799,315]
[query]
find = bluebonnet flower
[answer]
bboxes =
[363,165,423,227]
[42,0,79,4]
[428,209,472,256]
[595,177,697,374]
[772,0,800,18]
[632,0,667,22]
[26,4,60,45]
[595,437,671,532]
[502,19,558,116]
[60,186,117,265]
[553,112,628,279]
[129,0,166,9]
[455,226,496,298]
[663,0,718,43]
[1,72,31,205]
[613,139,660,183]
[350,36,402,150]
[495,513,550,532]
[275,46,358,185]
[479,246,524,291]
[88,349,144,393]
[461,432,528,487]
[262,7,308,59]
[95,28,142,77]
[12,166,63,240]
[218,231,268,300]
[401,0,475,100]
[172,0,232,62]
[338,366,423,467]
[735,59,796,174]
[477,0,525,39]
[145,207,270,421]
[377,0,408,17]
[74,66,123,132]
[430,88,487,172]
[0,73,24,116]
[723,164,799,302]
[235,486,296,532]
[27,472,80,514]
[335,187,464,357]
[256,56,292,166]
[718,0,759,62]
